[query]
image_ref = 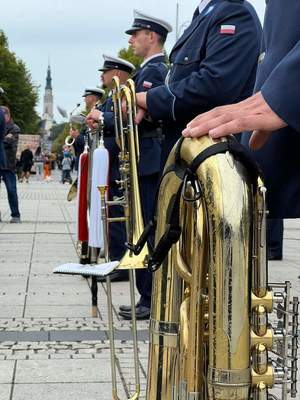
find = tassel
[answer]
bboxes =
[77,152,89,242]
[88,146,109,249]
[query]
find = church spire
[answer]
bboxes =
[45,64,52,90]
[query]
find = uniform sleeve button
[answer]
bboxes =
[184,56,189,61]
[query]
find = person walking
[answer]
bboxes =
[61,150,72,184]
[34,146,44,181]
[43,153,51,181]
[20,145,33,183]
[0,106,21,223]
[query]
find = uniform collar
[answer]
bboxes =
[140,52,165,68]
[199,0,213,14]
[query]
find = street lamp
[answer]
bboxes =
[175,3,191,41]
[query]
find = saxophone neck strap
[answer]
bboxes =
[147,136,262,273]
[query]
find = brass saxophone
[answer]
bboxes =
[145,136,299,400]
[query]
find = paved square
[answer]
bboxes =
[0,171,299,399]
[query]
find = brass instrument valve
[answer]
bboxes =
[252,291,274,313]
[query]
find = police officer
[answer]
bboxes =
[135,0,262,167]
[183,1,300,260]
[70,88,105,172]
[116,11,172,320]
[87,55,135,281]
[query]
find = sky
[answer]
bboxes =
[1,0,265,124]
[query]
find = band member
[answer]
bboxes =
[135,0,262,167]
[70,88,105,171]
[183,1,300,261]
[87,55,135,281]
[83,88,105,112]
[118,11,172,320]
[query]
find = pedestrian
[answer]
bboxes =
[34,146,44,181]
[0,107,6,222]
[20,145,33,183]
[0,105,21,223]
[61,150,72,184]
[43,153,51,181]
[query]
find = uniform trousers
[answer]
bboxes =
[108,181,127,261]
[267,219,284,258]
[136,173,159,308]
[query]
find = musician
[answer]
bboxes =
[183,0,300,260]
[135,0,262,167]
[70,89,105,172]
[113,11,172,320]
[87,55,135,281]
[83,88,105,112]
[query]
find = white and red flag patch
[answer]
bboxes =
[143,81,153,89]
[220,25,236,35]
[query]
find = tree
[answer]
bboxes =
[51,123,69,154]
[0,30,40,134]
[118,47,143,69]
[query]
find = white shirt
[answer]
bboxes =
[199,0,213,14]
[141,53,165,68]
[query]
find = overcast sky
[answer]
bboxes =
[1,0,265,123]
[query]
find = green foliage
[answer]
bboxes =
[118,47,143,69]
[51,123,69,154]
[0,30,39,134]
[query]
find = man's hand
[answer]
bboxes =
[5,133,13,139]
[182,92,288,150]
[135,92,147,124]
[86,109,102,130]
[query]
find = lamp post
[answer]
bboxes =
[175,3,191,41]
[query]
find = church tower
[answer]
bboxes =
[42,63,54,134]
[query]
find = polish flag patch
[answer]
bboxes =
[143,81,153,89]
[220,25,236,35]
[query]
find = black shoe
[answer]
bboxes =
[268,252,283,261]
[119,300,141,313]
[96,270,129,282]
[119,304,150,320]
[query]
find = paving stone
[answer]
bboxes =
[12,383,126,400]
[0,360,14,383]
[0,384,11,400]
[15,359,113,383]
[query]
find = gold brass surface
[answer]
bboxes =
[251,365,274,387]
[111,79,148,270]
[251,328,273,350]
[145,136,297,399]
[251,292,273,313]
[146,136,252,400]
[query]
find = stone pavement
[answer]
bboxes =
[0,170,300,400]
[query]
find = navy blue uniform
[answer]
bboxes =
[100,97,127,261]
[133,55,168,308]
[146,0,262,165]
[241,0,300,219]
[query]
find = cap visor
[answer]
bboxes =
[125,27,142,35]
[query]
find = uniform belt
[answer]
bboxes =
[140,129,163,139]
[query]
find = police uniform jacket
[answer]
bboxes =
[146,0,262,161]
[132,54,168,176]
[102,55,168,178]
[241,0,300,219]
[0,109,6,169]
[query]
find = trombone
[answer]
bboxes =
[111,76,148,270]
[101,77,149,399]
